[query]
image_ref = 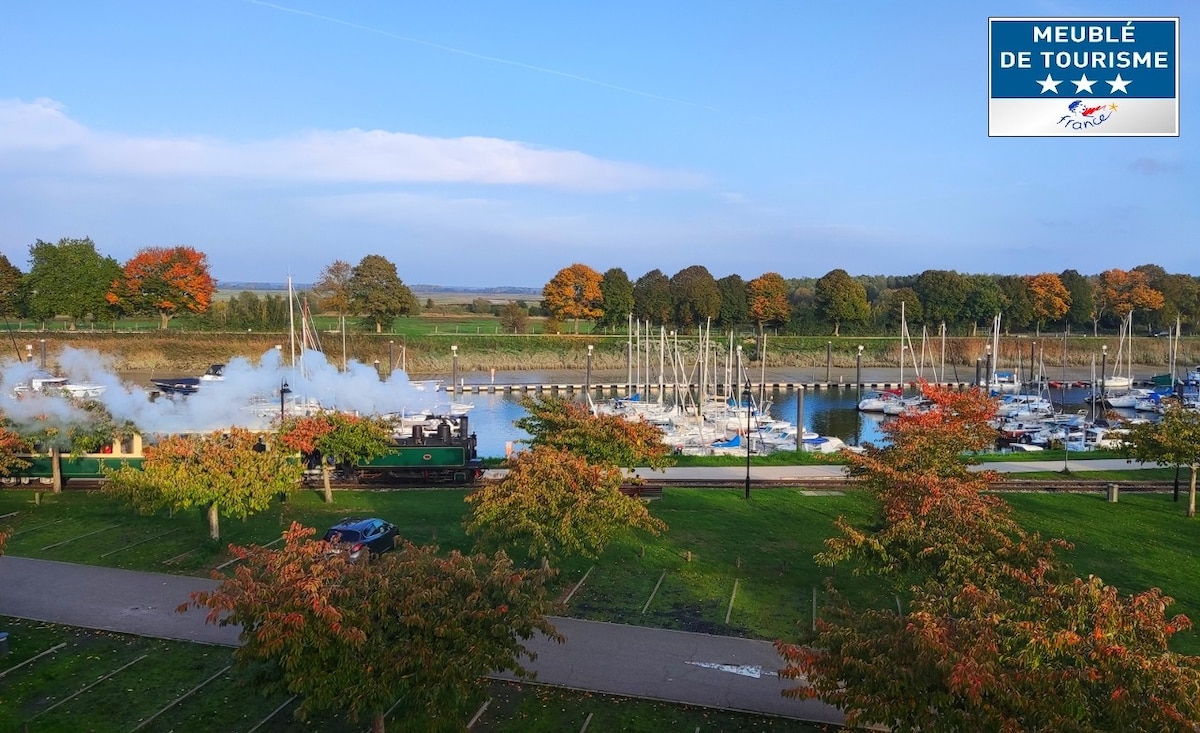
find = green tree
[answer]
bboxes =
[632,269,672,324]
[596,267,634,331]
[515,394,673,471]
[183,522,561,733]
[1060,269,1094,334]
[879,287,923,330]
[998,275,1033,333]
[916,270,970,328]
[104,428,302,540]
[279,413,393,504]
[542,263,603,333]
[813,268,868,336]
[106,246,216,329]
[349,255,419,333]
[747,272,791,339]
[0,254,24,318]
[1125,404,1200,516]
[669,265,720,329]
[25,237,122,327]
[499,302,529,333]
[465,445,666,561]
[716,274,749,330]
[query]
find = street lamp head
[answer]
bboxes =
[280,380,291,396]
[858,345,863,353]
[587,344,593,354]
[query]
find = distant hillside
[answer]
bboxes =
[217,282,539,295]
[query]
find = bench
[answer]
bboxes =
[619,483,664,499]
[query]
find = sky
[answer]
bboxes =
[1,0,1194,289]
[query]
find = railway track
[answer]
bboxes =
[35,476,1180,493]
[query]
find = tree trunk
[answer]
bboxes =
[371,711,386,733]
[322,465,333,504]
[50,446,62,494]
[833,321,840,337]
[1189,465,1198,518]
[159,311,171,330]
[207,503,221,540]
[1093,319,1099,337]
[376,321,382,334]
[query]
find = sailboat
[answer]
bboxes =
[985,314,1022,394]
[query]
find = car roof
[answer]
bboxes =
[328,517,387,532]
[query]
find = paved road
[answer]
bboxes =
[0,556,841,725]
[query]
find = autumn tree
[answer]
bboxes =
[747,272,791,339]
[312,259,353,325]
[668,265,720,330]
[1092,268,1164,335]
[542,263,603,333]
[1025,272,1071,336]
[104,428,302,540]
[279,413,393,503]
[778,383,1200,731]
[349,255,419,333]
[25,237,122,327]
[465,445,666,561]
[716,274,749,329]
[813,268,868,336]
[106,246,216,329]
[0,254,23,318]
[596,267,634,331]
[499,302,529,333]
[1124,403,1200,516]
[183,522,561,733]
[632,269,672,324]
[516,394,673,471]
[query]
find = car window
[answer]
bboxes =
[324,529,360,543]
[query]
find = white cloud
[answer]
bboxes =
[0,98,702,191]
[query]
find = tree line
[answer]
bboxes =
[4,237,1195,337]
[541,263,1197,337]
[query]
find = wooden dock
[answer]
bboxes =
[444,381,976,394]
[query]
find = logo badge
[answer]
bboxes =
[989,18,1178,137]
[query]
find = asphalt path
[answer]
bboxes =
[0,555,841,725]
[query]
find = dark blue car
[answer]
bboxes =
[322,517,399,560]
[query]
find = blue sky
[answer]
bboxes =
[1,0,1193,288]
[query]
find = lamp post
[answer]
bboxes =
[586,344,593,396]
[743,384,752,500]
[984,344,992,391]
[856,345,863,399]
[1100,344,1108,405]
[279,379,291,422]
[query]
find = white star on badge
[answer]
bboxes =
[1106,74,1131,94]
[1036,74,1061,94]
[1072,74,1096,93]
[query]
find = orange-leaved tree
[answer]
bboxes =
[542,263,603,333]
[747,272,791,342]
[1025,271,1071,336]
[1091,268,1164,336]
[778,382,1200,731]
[104,428,302,540]
[182,522,561,733]
[465,445,666,561]
[107,245,216,329]
[278,413,392,503]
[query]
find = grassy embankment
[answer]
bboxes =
[4,483,1199,729]
[17,324,1198,379]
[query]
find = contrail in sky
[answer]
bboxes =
[241,0,722,112]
